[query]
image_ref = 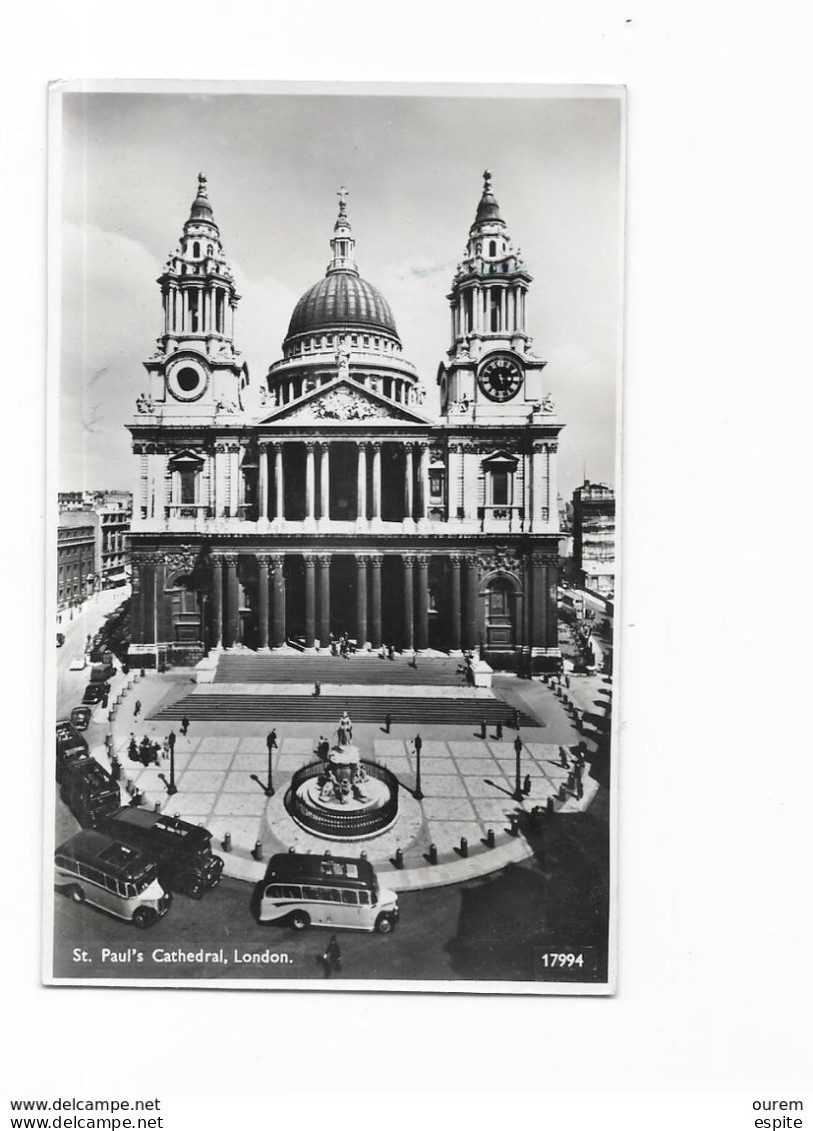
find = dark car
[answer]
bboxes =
[89,662,117,684]
[70,706,92,731]
[81,683,108,706]
[99,808,224,898]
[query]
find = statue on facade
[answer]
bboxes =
[540,393,555,414]
[335,335,351,379]
[136,393,154,414]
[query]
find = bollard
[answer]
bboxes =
[480,718,487,738]
[111,758,121,780]
[459,836,468,858]
[125,777,134,795]
[251,840,263,861]
[558,783,568,801]
[485,828,495,849]
[508,814,520,837]
[566,771,575,791]
[154,801,162,812]
[496,722,503,740]
[394,847,404,869]
[546,796,555,814]
[428,843,438,865]
[222,831,231,852]
[288,846,296,854]
[360,850,367,860]
[560,748,569,769]
[576,779,584,800]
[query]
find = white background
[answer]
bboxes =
[2,0,810,1123]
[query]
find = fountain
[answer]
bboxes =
[285,740,400,841]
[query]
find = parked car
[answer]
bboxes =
[99,808,224,899]
[70,706,92,731]
[81,683,108,706]
[68,653,88,671]
[89,662,117,684]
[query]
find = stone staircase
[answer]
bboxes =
[214,653,466,687]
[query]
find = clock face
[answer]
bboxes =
[167,359,208,402]
[478,356,523,402]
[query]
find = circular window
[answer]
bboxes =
[176,367,200,393]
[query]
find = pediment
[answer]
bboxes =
[257,378,432,426]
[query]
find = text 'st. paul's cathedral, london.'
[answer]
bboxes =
[127,172,564,673]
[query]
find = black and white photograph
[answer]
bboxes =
[48,82,623,991]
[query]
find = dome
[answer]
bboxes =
[285,270,400,342]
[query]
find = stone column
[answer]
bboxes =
[319,442,330,520]
[369,556,383,649]
[224,553,240,649]
[303,554,317,649]
[371,442,382,520]
[258,442,269,521]
[317,554,331,647]
[448,554,462,651]
[404,444,414,521]
[274,444,284,520]
[355,554,368,647]
[256,553,270,650]
[547,442,558,528]
[417,443,429,519]
[463,554,479,650]
[401,555,415,650]
[357,443,368,521]
[270,554,286,648]
[142,555,157,644]
[305,442,316,520]
[415,554,430,651]
[211,554,224,649]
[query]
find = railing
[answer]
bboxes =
[477,505,525,532]
[285,759,399,841]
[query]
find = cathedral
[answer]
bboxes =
[126,171,564,672]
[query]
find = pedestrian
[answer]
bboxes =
[414,733,422,754]
[161,737,170,762]
[133,699,141,719]
[128,733,138,760]
[168,729,176,753]
[180,715,190,736]
[384,712,392,734]
[339,711,352,740]
[412,649,418,669]
[317,736,329,759]
[512,708,520,730]
[388,644,395,661]
[267,728,278,753]
[560,746,569,769]
[522,773,532,797]
[314,679,321,697]
[325,934,342,974]
[514,735,523,758]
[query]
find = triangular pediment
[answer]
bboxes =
[256,377,432,426]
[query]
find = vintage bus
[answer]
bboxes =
[252,853,399,934]
[54,829,173,928]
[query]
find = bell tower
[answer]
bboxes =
[437,170,548,424]
[139,173,248,419]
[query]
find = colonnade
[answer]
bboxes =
[256,439,430,523]
[206,550,481,652]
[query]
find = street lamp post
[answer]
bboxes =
[414,733,424,800]
[513,734,524,802]
[251,742,275,797]
[159,742,178,796]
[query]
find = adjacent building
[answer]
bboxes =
[56,492,133,602]
[572,480,615,597]
[57,510,97,608]
[126,173,565,672]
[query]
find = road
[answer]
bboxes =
[51,793,609,985]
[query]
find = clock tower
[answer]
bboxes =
[437,170,549,424]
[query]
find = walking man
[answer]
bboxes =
[180,714,190,736]
[128,733,138,760]
[384,712,392,734]
[522,773,532,797]
[133,699,141,720]
[267,728,278,754]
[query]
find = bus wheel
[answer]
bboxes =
[68,885,85,904]
[132,907,157,929]
[289,910,310,931]
[375,914,394,934]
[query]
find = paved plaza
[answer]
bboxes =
[94,659,608,890]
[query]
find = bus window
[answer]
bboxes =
[341,890,358,905]
[359,891,370,905]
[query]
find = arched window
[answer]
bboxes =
[206,244,213,257]
[489,240,497,256]
[192,241,200,257]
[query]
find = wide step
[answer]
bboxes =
[214,655,465,687]
[150,693,536,728]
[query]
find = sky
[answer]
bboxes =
[58,87,623,499]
